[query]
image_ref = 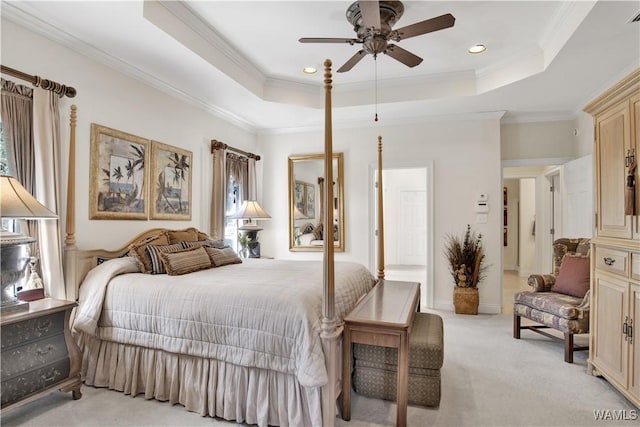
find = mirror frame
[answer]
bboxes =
[288,153,345,252]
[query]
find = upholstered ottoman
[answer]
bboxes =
[352,312,444,407]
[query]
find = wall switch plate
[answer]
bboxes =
[476,213,488,223]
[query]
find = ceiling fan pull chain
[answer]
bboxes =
[374,56,379,122]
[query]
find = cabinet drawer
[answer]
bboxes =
[1,333,68,381]
[632,252,640,281]
[0,358,70,407]
[595,247,628,277]
[1,311,65,350]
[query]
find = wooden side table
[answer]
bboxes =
[1,299,82,413]
[342,280,420,427]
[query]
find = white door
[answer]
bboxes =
[399,190,427,266]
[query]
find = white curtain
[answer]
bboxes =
[210,148,227,239]
[32,87,65,299]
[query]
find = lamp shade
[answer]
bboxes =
[293,206,308,219]
[228,200,271,220]
[0,176,57,219]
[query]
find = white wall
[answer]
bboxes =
[501,120,578,160]
[259,115,503,314]
[1,20,258,251]
[562,154,594,238]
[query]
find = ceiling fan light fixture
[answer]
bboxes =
[303,66,317,74]
[468,44,487,54]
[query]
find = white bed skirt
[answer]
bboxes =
[77,332,322,427]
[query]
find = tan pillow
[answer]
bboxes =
[551,255,590,298]
[129,232,170,272]
[160,246,212,276]
[197,231,210,240]
[312,223,323,240]
[146,243,186,274]
[205,246,243,267]
[167,227,199,244]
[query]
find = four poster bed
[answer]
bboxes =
[63,60,388,427]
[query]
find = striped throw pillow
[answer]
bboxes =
[205,246,243,267]
[146,243,186,274]
[160,246,213,276]
[182,239,227,250]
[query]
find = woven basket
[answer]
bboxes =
[453,287,479,315]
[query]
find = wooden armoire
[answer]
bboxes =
[584,68,640,408]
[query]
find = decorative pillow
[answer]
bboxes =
[182,239,227,250]
[300,223,315,234]
[205,246,243,267]
[197,231,210,240]
[167,227,199,244]
[146,243,186,274]
[160,246,212,276]
[551,255,590,298]
[129,232,170,273]
[312,223,323,240]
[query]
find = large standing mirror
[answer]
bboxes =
[288,153,344,252]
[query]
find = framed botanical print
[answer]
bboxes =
[89,124,149,220]
[150,140,192,220]
[295,180,306,215]
[305,183,315,219]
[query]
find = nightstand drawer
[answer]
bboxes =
[1,358,70,407]
[1,333,68,381]
[1,311,65,350]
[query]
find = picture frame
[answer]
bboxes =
[294,180,307,216]
[89,123,149,220]
[150,141,193,220]
[305,183,315,219]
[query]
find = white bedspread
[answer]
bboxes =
[74,258,375,388]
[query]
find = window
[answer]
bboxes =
[0,122,16,232]
[224,177,240,251]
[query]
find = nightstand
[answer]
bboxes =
[1,299,82,413]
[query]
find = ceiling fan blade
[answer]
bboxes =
[393,13,455,41]
[358,0,381,30]
[337,50,367,73]
[299,37,360,45]
[384,44,423,68]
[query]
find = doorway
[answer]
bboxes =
[370,164,432,309]
[501,165,561,312]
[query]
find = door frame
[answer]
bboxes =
[368,161,434,310]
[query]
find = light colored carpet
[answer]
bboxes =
[2,310,636,427]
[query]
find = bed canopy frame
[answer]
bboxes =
[62,59,385,427]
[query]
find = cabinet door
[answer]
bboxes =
[632,94,640,240]
[630,283,640,402]
[593,271,628,387]
[595,100,633,239]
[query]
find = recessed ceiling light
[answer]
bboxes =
[468,44,486,54]
[303,67,317,74]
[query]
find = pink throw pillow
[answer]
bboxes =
[551,255,590,298]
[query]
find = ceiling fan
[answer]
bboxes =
[299,1,455,73]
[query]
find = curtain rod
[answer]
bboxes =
[211,139,260,161]
[1,65,77,98]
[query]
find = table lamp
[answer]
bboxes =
[0,175,57,312]
[228,200,271,258]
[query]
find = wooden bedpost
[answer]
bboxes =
[320,59,341,427]
[377,136,385,281]
[64,105,78,301]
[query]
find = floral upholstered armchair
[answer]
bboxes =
[513,238,591,363]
